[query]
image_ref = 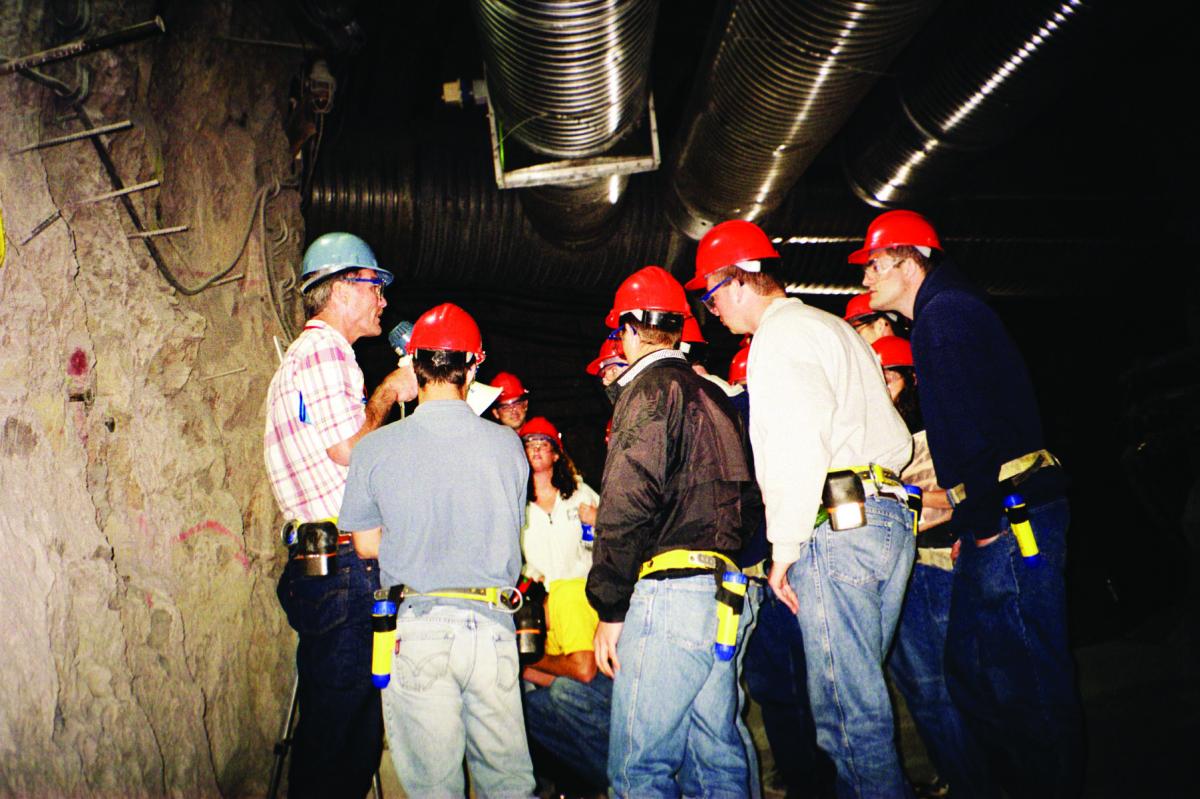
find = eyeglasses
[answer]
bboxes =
[341,276,386,297]
[700,275,734,312]
[497,399,528,413]
[862,255,901,278]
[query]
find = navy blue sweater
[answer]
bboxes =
[911,262,1066,539]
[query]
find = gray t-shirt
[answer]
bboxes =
[340,398,529,627]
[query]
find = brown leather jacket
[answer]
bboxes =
[586,351,763,623]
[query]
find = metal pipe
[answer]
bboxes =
[75,178,159,205]
[666,0,939,239]
[10,119,131,154]
[0,16,165,76]
[127,224,189,239]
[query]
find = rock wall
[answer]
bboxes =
[0,3,305,796]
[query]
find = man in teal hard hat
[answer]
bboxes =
[264,232,417,798]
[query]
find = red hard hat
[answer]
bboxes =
[606,266,689,328]
[519,416,560,443]
[728,345,750,385]
[686,220,781,290]
[586,338,627,376]
[407,303,486,363]
[871,335,913,369]
[844,292,877,322]
[682,315,706,344]
[491,371,528,404]
[847,210,941,265]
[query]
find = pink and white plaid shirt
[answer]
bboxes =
[264,321,367,522]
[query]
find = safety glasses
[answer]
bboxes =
[700,275,734,312]
[341,276,386,297]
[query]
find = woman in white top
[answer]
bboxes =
[518,416,599,584]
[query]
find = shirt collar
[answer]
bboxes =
[302,318,352,349]
[411,398,474,416]
[759,296,801,327]
[616,347,687,388]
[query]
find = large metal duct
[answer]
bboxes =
[473,0,659,248]
[845,0,1096,208]
[666,0,938,240]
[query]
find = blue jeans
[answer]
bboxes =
[381,604,534,798]
[945,497,1084,798]
[889,561,993,798]
[609,574,759,799]
[787,495,914,799]
[743,584,832,796]
[525,673,613,788]
[276,543,382,799]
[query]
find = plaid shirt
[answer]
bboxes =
[264,321,367,521]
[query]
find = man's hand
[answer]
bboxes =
[579,502,598,527]
[380,362,418,405]
[329,363,419,466]
[593,621,623,678]
[767,558,800,615]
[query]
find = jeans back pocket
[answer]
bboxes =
[394,622,455,692]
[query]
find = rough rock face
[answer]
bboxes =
[1,3,305,796]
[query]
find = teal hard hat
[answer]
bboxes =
[299,232,394,293]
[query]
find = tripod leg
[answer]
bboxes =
[267,672,300,799]
[372,768,384,799]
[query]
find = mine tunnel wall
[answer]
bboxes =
[0,4,303,796]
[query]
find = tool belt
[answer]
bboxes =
[816,464,907,531]
[946,449,1061,507]
[282,519,350,577]
[376,583,524,614]
[639,548,737,580]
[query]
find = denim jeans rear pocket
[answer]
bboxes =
[660,584,716,652]
[828,509,902,588]
[278,562,351,637]
[394,623,454,692]
[493,629,519,691]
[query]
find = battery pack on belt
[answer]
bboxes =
[281,519,347,576]
[820,464,906,531]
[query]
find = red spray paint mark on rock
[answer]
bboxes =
[145,592,154,609]
[67,349,89,376]
[176,520,251,572]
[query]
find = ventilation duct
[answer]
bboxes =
[473,0,659,248]
[845,0,1096,208]
[666,0,938,240]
